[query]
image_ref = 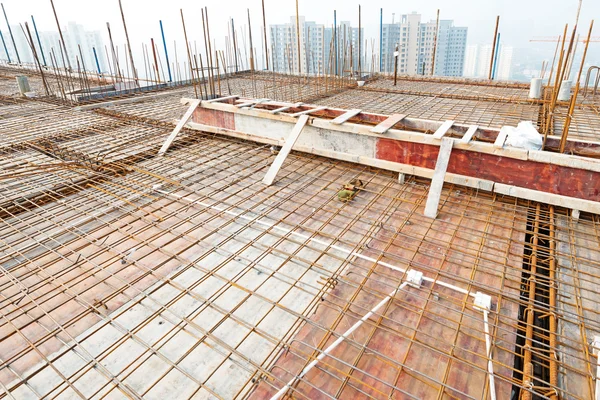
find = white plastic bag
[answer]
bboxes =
[504,121,542,150]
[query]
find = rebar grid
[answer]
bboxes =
[0,90,598,400]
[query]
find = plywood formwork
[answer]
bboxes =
[0,72,599,400]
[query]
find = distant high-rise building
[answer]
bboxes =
[463,44,479,77]
[270,17,363,75]
[1,22,105,73]
[380,13,467,77]
[463,43,513,80]
[495,45,514,80]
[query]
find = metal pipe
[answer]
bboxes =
[261,0,268,70]
[1,3,20,64]
[159,21,172,82]
[92,47,102,77]
[31,15,46,66]
[379,8,383,73]
[483,310,497,400]
[247,9,254,71]
[491,33,501,80]
[0,30,10,63]
[488,16,500,80]
[334,10,337,76]
[431,9,440,75]
[358,5,361,77]
[393,43,398,85]
[295,0,301,74]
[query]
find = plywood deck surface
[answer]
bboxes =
[0,71,599,399]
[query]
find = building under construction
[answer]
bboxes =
[0,7,600,398]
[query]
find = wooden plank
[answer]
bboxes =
[331,109,361,125]
[236,98,267,108]
[206,95,239,103]
[370,113,406,134]
[291,106,327,117]
[424,138,454,218]
[250,99,271,109]
[494,127,509,148]
[270,103,303,114]
[460,125,478,144]
[432,120,454,139]
[157,99,201,156]
[494,183,600,215]
[262,115,310,186]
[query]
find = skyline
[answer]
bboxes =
[0,0,597,82]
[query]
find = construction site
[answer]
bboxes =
[1,0,600,399]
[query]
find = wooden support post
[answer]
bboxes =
[263,115,309,186]
[158,99,200,156]
[424,138,453,218]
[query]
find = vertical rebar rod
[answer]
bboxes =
[23,22,49,95]
[547,35,561,87]
[262,0,269,70]
[232,18,238,73]
[431,9,440,75]
[559,20,594,153]
[107,23,122,83]
[488,16,500,80]
[49,0,69,70]
[205,7,216,97]
[180,9,198,98]
[118,0,139,85]
[150,38,161,84]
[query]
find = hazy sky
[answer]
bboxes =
[1,0,597,66]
